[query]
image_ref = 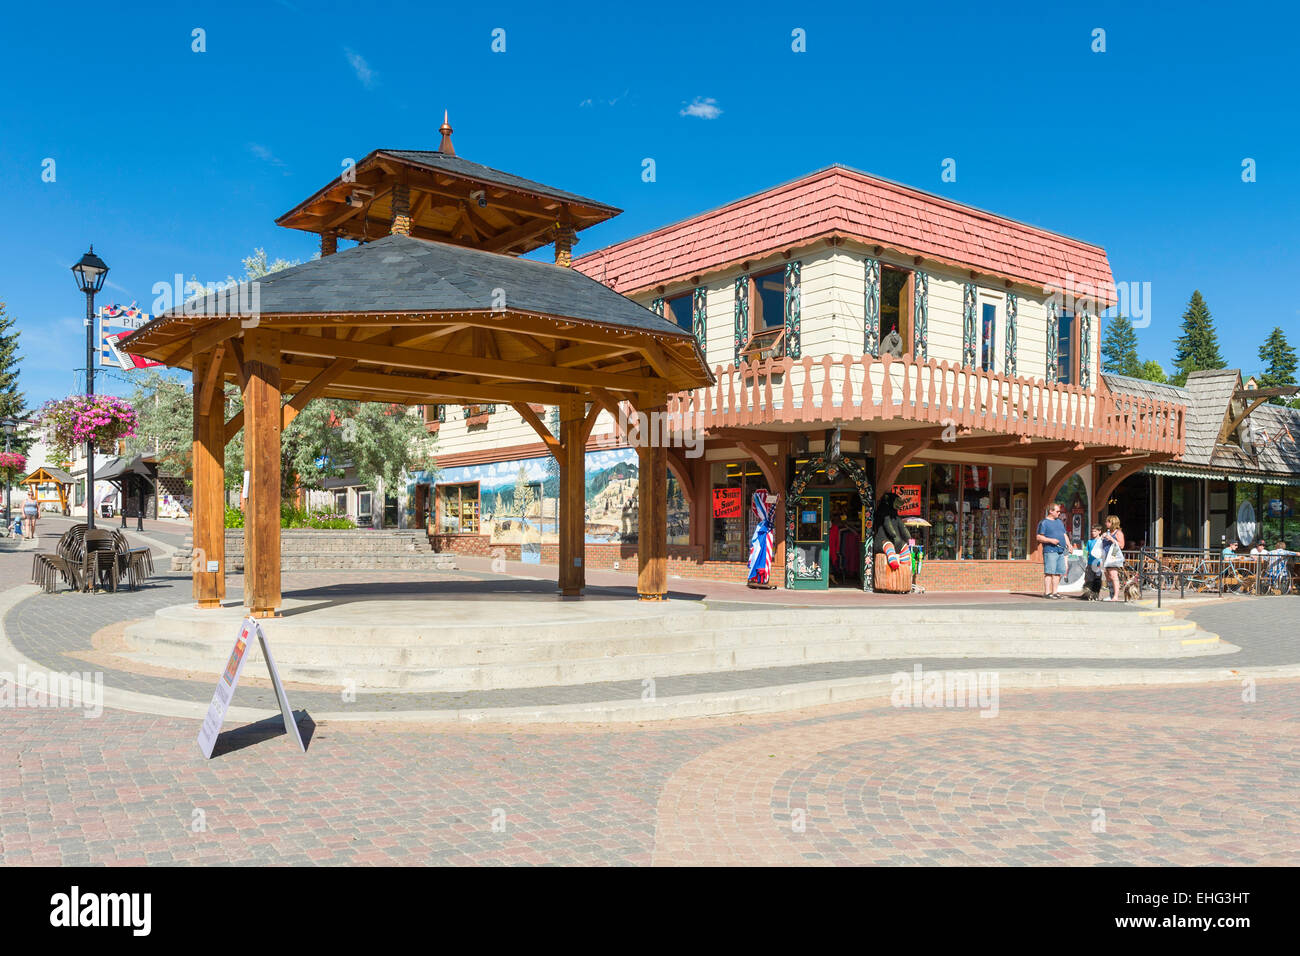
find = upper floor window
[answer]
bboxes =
[880,266,911,355]
[980,301,997,372]
[740,268,789,362]
[664,292,693,334]
[1057,309,1075,384]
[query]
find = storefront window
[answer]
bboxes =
[438,483,480,534]
[1163,477,1200,548]
[710,461,763,561]
[911,463,1030,560]
[667,476,689,547]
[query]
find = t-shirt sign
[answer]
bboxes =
[713,487,742,518]
[891,484,922,517]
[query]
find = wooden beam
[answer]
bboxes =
[558,397,586,597]
[197,343,226,414]
[514,402,561,455]
[242,329,282,617]
[275,330,654,393]
[191,350,226,609]
[637,403,670,600]
[282,358,357,430]
[579,401,603,445]
[878,439,933,491]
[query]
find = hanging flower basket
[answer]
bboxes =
[38,395,139,461]
[0,451,26,482]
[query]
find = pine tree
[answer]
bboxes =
[1170,291,1225,386]
[1101,315,1142,377]
[1257,326,1298,405]
[0,301,26,424]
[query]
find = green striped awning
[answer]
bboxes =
[1145,463,1300,487]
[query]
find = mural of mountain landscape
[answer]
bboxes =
[421,447,688,545]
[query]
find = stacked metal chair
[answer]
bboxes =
[30,528,85,593]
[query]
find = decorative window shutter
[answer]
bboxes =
[692,287,707,349]
[1046,300,1059,381]
[650,296,664,317]
[864,257,880,357]
[784,261,802,359]
[961,282,978,368]
[1005,293,1018,377]
[912,271,929,359]
[733,275,749,365]
[1080,309,1092,388]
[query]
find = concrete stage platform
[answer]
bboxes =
[122,592,1232,694]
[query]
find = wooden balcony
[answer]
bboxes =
[667,353,1185,455]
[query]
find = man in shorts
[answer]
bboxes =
[1036,503,1073,599]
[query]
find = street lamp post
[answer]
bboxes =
[2,418,16,531]
[71,246,109,530]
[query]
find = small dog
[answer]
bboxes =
[1122,575,1142,602]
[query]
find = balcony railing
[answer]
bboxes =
[667,353,1185,455]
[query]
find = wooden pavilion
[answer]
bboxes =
[122,118,711,616]
[22,466,74,515]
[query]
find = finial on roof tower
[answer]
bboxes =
[439,111,455,155]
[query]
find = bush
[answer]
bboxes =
[224,504,355,529]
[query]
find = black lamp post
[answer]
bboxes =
[72,245,109,529]
[2,418,16,531]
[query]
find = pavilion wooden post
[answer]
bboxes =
[637,402,669,600]
[242,329,283,617]
[558,397,586,597]
[191,350,226,608]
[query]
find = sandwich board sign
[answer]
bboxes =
[197,616,306,759]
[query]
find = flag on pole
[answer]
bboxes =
[747,489,778,586]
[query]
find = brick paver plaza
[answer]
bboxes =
[2,531,1298,866]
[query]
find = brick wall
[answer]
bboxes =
[431,533,494,556]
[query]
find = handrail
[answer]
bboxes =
[668,353,1187,454]
[1137,546,1187,608]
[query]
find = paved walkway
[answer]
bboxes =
[2,560,1298,865]
[5,568,1294,714]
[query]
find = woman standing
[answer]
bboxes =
[22,489,39,539]
[1101,515,1126,601]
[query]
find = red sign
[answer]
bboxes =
[712,487,742,518]
[892,484,922,517]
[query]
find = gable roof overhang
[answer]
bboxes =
[120,235,712,406]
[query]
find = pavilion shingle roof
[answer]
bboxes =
[380,150,620,213]
[573,165,1116,301]
[136,234,693,340]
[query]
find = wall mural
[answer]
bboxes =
[417,447,689,547]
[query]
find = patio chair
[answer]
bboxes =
[30,551,83,593]
[82,529,121,592]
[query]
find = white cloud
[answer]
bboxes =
[344,48,377,89]
[248,143,287,169]
[680,96,722,120]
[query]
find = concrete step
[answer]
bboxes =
[121,601,1230,691]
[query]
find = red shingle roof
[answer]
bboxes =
[573,166,1116,304]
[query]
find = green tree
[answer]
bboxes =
[1170,290,1225,386]
[0,301,28,448]
[1135,360,1168,384]
[1257,326,1298,405]
[1101,314,1142,377]
[125,370,193,478]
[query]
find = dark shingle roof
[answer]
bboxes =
[381,150,620,213]
[1101,372,1188,405]
[145,234,692,340]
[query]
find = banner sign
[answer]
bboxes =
[712,487,742,518]
[197,617,306,760]
[892,484,923,517]
[98,305,162,370]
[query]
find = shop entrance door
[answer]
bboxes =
[788,492,830,589]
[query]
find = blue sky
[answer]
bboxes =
[2,0,1297,407]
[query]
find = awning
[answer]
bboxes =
[1145,462,1300,487]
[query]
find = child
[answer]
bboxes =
[1083,524,1104,599]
